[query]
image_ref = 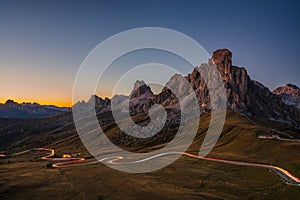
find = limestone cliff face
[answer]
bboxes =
[156,49,299,126]
[192,49,299,126]
[210,49,250,110]
[212,48,232,77]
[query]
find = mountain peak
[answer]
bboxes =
[5,99,17,105]
[286,83,299,90]
[130,80,154,99]
[212,48,232,61]
[212,49,232,76]
[133,80,146,89]
[273,83,300,96]
[273,83,300,109]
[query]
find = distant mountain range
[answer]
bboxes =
[74,49,300,128]
[0,100,70,118]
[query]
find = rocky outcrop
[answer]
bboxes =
[78,49,300,128]
[129,80,155,114]
[206,49,299,126]
[130,80,154,99]
[156,49,300,127]
[273,84,300,109]
[274,84,300,97]
[212,48,232,77]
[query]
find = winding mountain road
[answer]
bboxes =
[37,148,85,167]
[1,148,299,186]
[105,151,300,186]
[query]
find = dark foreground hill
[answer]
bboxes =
[0,110,300,199]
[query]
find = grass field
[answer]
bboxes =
[0,110,300,199]
[1,150,300,200]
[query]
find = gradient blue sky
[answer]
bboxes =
[0,0,299,106]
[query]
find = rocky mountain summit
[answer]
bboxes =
[128,80,155,114]
[130,80,154,99]
[151,49,299,127]
[78,49,300,128]
[273,84,300,97]
[273,83,300,109]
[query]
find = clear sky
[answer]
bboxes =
[1,0,299,106]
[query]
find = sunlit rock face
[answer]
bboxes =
[273,84,300,109]
[212,48,232,77]
[79,49,300,128]
[178,49,299,127]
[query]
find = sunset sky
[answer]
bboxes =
[1,0,300,107]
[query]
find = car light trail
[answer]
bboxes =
[2,148,299,186]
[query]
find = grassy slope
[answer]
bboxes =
[194,111,300,177]
[0,110,300,199]
[1,150,300,200]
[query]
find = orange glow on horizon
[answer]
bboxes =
[0,93,115,107]
[0,98,71,107]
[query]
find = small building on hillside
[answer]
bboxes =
[258,130,280,139]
